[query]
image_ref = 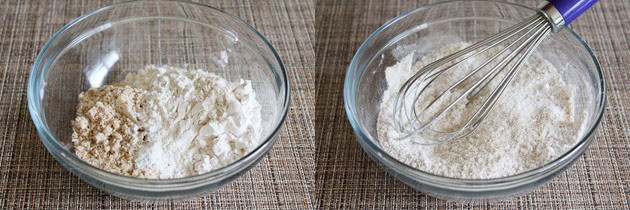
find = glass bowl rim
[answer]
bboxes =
[27,0,290,187]
[343,0,606,190]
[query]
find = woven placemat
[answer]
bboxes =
[0,0,314,208]
[316,0,630,208]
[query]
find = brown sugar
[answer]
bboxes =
[71,85,151,177]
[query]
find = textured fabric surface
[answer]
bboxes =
[0,0,314,208]
[316,0,630,208]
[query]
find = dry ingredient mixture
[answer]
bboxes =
[377,43,588,179]
[72,65,262,179]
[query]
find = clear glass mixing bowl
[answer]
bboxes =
[28,1,289,201]
[344,0,605,201]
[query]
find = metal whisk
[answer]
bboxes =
[393,0,597,144]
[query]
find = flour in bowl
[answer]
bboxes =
[377,43,588,179]
[72,65,262,179]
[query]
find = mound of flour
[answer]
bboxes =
[72,65,262,179]
[377,43,588,179]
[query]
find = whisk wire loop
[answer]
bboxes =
[392,14,553,144]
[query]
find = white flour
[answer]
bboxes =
[73,65,262,179]
[377,43,588,179]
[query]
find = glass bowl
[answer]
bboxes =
[28,1,289,201]
[344,0,605,202]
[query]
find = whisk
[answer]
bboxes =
[393,0,597,144]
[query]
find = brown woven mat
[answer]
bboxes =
[0,0,314,208]
[316,0,630,208]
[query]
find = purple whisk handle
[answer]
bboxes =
[548,0,597,24]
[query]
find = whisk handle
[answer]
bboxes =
[548,0,597,24]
